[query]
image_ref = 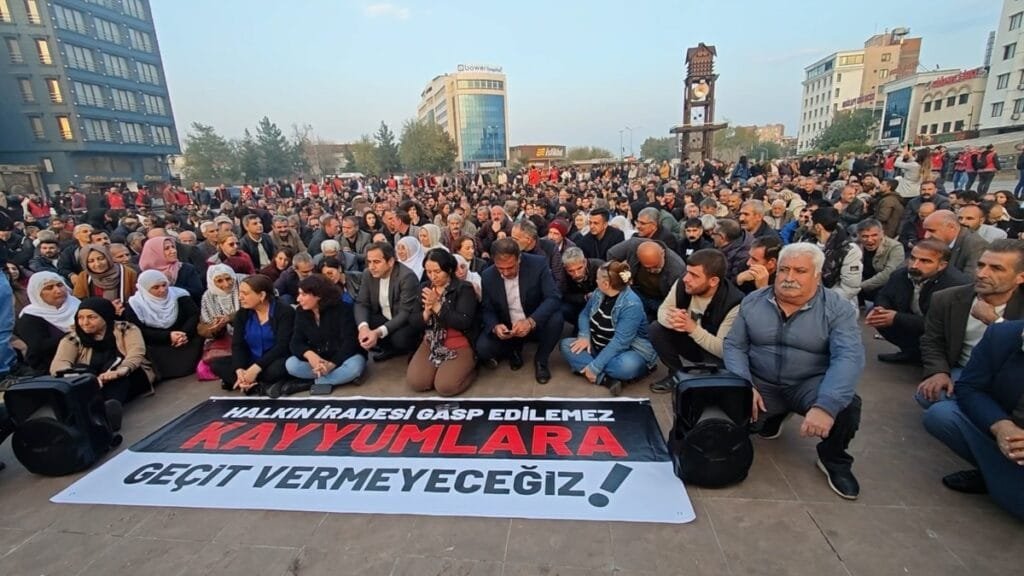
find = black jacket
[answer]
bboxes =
[14,314,66,372]
[576,227,626,261]
[409,280,479,343]
[564,258,605,308]
[875,266,972,339]
[230,299,295,371]
[480,252,561,334]
[291,301,364,365]
[239,233,277,270]
[125,295,200,345]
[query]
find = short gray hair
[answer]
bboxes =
[637,207,660,223]
[293,251,313,266]
[778,243,824,274]
[562,246,586,266]
[272,215,289,225]
[320,239,340,253]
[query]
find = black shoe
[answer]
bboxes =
[607,378,623,397]
[877,351,917,364]
[757,413,792,440]
[941,469,988,494]
[372,349,400,363]
[310,382,333,395]
[265,381,283,399]
[816,459,860,500]
[509,350,524,371]
[534,363,551,384]
[648,373,675,394]
[481,358,499,370]
[104,399,123,433]
[275,379,311,397]
[220,380,234,391]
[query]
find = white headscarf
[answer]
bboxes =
[20,271,79,332]
[128,269,190,329]
[397,236,424,279]
[201,264,241,323]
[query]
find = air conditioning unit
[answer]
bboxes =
[1017,82,1024,90]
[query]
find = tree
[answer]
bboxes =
[349,135,381,175]
[640,137,677,162]
[812,109,875,153]
[254,116,296,181]
[714,124,760,163]
[182,122,237,184]
[399,119,458,173]
[374,121,401,174]
[748,141,784,162]
[235,129,261,184]
[566,146,615,162]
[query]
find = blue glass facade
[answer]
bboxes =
[881,87,912,142]
[457,94,507,165]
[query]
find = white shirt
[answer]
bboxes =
[503,275,526,324]
[959,297,1006,367]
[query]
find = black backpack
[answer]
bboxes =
[4,374,122,476]
[666,364,754,488]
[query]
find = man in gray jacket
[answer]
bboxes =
[856,219,906,302]
[724,243,865,500]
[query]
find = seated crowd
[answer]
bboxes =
[1,159,1022,519]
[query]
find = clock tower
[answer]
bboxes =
[670,43,727,163]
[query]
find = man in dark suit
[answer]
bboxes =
[923,210,988,277]
[511,220,566,292]
[355,242,421,362]
[477,238,562,384]
[239,214,277,270]
[867,239,972,364]
[917,240,1024,409]
[576,208,625,261]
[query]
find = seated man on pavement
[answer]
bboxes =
[354,242,421,362]
[606,239,686,321]
[724,243,865,500]
[917,239,1024,409]
[477,238,562,384]
[922,320,1024,520]
[735,235,781,294]
[511,220,566,292]
[711,218,750,284]
[810,207,862,307]
[560,247,603,328]
[855,218,905,303]
[273,251,317,306]
[675,218,714,260]
[648,249,744,392]
[922,209,989,277]
[867,239,971,364]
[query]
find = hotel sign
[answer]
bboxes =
[513,146,566,160]
[458,64,503,73]
[842,93,876,108]
[929,67,985,89]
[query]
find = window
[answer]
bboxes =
[5,37,22,63]
[923,101,932,113]
[83,0,116,8]
[110,88,136,111]
[74,81,104,107]
[930,124,938,134]
[836,73,842,81]
[942,121,952,133]
[29,116,44,139]
[919,124,928,135]
[128,28,152,52]
[34,38,51,64]
[934,99,943,111]
[1005,43,1017,60]
[959,93,969,105]
[878,69,890,79]
[1011,11,1023,31]
[1015,98,1024,114]
[142,93,166,115]
[18,77,33,102]
[120,121,146,143]
[954,120,965,131]
[57,115,73,140]
[947,96,956,107]
[95,18,121,44]
[65,44,96,71]
[992,102,1005,117]
[53,5,88,34]
[136,61,159,84]
[102,53,131,79]
[83,118,113,141]
[838,54,864,65]
[151,125,173,146]
[998,73,1010,89]
[45,78,62,103]
[123,0,146,20]
[24,0,40,24]
[0,0,10,22]
[881,53,891,62]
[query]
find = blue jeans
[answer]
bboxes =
[953,170,967,190]
[923,400,1024,520]
[1015,170,1024,199]
[559,337,650,384]
[0,276,17,373]
[915,367,961,409]
[285,354,365,386]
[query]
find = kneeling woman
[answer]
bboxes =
[125,269,203,381]
[559,261,657,395]
[208,275,295,397]
[15,272,80,374]
[51,298,156,407]
[406,249,478,396]
[287,275,366,395]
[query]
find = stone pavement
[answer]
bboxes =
[0,324,1021,576]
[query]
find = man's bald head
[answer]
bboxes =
[637,241,665,274]
[923,210,961,244]
[146,227,167,239]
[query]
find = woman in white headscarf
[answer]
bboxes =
[454,254,482,300]
[14,272,80,373]
[125,269,203,380]
[417,223,448,252]
[198,264,242,341]
[396,235,425,280]
[609,215,636,239]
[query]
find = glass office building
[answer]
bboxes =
[457,94,507,164]
[418,66,509,170]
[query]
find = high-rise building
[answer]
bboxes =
[0,0,179,194]
[859,29,921,104]
[878,68,985,146]
[797,50,864,152]
[980,0,1024,135]
[755,124,785,144]
[417,65,509,170]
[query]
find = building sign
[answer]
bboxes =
[842,93,876,109]
[458,64,503,73]
[0,164,40,173]
[512,146,566,161]
[929,67,986,89]
[143,174,164,182]
[83,175,131,183]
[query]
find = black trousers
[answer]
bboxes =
[977,172,996,196]
[648,321,710,370]
[101,370,152,404]
[366,313,421,354]
[876,324,923,361]
[209,356,288,389]
[476,312,563,367]
[758,381,862,469]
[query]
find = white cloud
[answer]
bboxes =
[364,3,411,20]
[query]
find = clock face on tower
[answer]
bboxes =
[690,79,710,102]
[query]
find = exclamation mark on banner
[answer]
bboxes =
[587,463,633,508]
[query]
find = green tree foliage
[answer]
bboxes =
[714,124,760,161]
[182,122,237,184]
[374,121,402,174]
[235,129,261,184]
[349,135,381,175]
[812,109,875,153]
[399,120,458,173]
[566,146,615,162]
[254,116,300,180]
[640,137,677,162]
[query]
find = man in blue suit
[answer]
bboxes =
[478,238,562,384]
[923,320,1024,520]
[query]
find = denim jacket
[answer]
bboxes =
[577,286,658,374]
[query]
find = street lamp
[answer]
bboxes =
[623,126,643,157]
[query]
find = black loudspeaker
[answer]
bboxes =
[666,364,754,488]
[4,375,121,476]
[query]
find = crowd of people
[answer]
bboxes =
[0,147,1021,518]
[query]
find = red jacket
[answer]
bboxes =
[106,191,125,210]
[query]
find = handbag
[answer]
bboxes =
[201,334,232,363]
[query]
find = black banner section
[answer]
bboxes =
[131,398,671,462]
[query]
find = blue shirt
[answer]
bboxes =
[245,301,276,361]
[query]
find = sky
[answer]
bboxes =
[151,0,1002,155]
